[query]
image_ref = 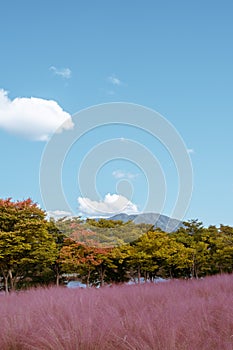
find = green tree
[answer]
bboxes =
[0,198,57,292]
[208,225,233,274]
[47,218,67,286]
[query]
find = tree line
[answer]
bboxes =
[0,198,232,292]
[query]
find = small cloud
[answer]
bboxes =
[112,170,139,180]
[107,74,122,86]
[78,193,138,217]
[50,66,72,79]
[119,137,130,143]
[0,89,73,141]
[47,210,73,219]
[187,148,195,154]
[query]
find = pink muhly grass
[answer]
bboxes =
[0,274,232,349]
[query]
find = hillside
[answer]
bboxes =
[55,213,182,247]
[109,212,182,232]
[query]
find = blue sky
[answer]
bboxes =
[0,1,233,226]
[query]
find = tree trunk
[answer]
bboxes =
[138,266,141,284]
[99,265,105,287]
[191,253,195,278]
[56,273,60,286]
[4,275,9,294]
[8,270,15,291]
[87,269,91,287]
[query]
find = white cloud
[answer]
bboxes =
[47,210,73,219]
[0,89,74,141]
[50,66,72,79]
[78,193,139,217]
[119,137,130,143]
[112,170,139,180]
[187,148,195,154]
[107,74,122,86]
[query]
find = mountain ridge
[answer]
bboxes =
[108,212,182,232]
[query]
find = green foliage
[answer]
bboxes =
[56,217,152,247]
[0,198,57,292]
[0,199,233,290]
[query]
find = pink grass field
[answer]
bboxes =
[0,274,232,350]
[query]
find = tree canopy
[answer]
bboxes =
[0,199,232,291]
[0,198,57,292]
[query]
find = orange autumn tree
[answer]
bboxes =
[59,238,114,286]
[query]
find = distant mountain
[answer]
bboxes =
[109,213,182,232]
